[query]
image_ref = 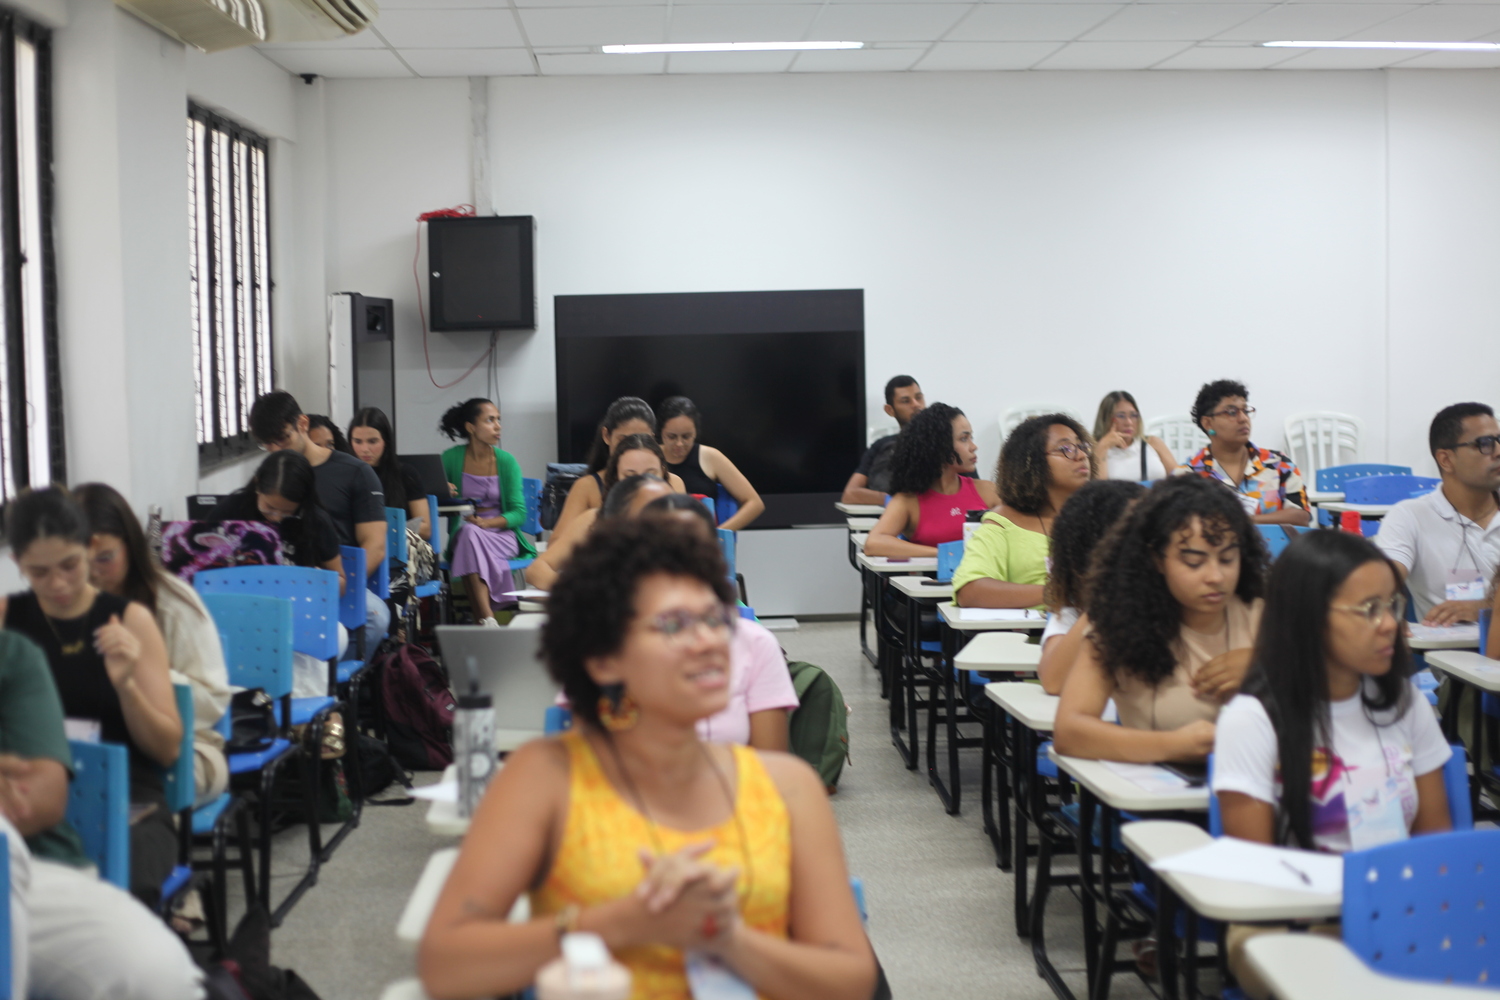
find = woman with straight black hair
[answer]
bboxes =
[865,403,999,559]
[1053,475,1268,763]
[305,414,352,455]
[658,396,765,531]
[554,397,678,536]
[215,451,345,585]
[349,406,436,605]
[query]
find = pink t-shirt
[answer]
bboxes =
[696,619,800,745]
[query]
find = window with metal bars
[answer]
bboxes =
[0,10,61,503]
[188,104,273,466]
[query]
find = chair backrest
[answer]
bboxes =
[868,424,897,447]
[1000,404,1079,442]
[937,540,965,583]
[543,705,573,735]
[65,740,130,890]
[200,592,295,699]
[386,507,408,567]
[1256,524,1291,560]
[697,496,716,521]
[1342,827,1500,986]
[1207,753,1221,837]
[1146,414,1208,465]
[195,565,340,661]
[519,477,542,537]
[340,545,371,625]
[426,494,441,549]
[1315,463,1412,493]
[1284,411,1362,482]
[1445,744,1473,832]
[1343,475,1440,506]
[714,484,739,527]
[717,528,736,583]
[162,683,196,814]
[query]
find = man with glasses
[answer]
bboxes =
[1376,402,1500,625]
[841,375,925,505]
[1176,379,1311,527]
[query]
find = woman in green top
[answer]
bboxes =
[440,398,537,626]
[953,413,1095,609]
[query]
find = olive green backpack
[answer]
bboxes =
[786,660,850,792]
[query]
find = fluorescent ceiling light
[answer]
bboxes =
[602,41,864,54]
[1263,40,1500,51]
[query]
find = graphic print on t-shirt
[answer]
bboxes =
[1305,743,1416,851]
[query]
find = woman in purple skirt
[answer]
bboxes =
[439,398,536,626]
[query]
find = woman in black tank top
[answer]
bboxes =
[1,488,183,904]
[657,396,766,531]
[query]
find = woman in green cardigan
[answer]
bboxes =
[440,398,537,626]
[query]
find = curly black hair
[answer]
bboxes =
[1043,479,1147,612]
[887,402,966,496]
[1083,475,1268,688]
[439,398,496,441]
[541,517,735,728]
[996,413,1095,515]
[1190,379,1248,431]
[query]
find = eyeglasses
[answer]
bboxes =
[1113,411,1141,422]
[645,607,735,642]
[1451,435,1500,457]
[1048,442,1092,461]
[1331,594,1406,625]
[1210,406,1256,420]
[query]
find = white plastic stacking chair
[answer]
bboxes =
[868,423,898,446]
[1284,411,1362,483]
[999,404,1079,443]
[1146,414,1208,467]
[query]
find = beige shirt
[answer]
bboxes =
[1112,596,1263,732]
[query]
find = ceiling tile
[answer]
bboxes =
[1152,42,1300,66]
[945,4,1123,40]
[667,5,822,41]
[1394,47,1500,65]
[1082,4,1271,40]
[401,48,537,75]
[1036,39,1195,66]
[375,8,526,47]
[1267,45,1414,66]
[807,4,971,41]
[257,48,414,76]
[519,6,668,45]
[666,50,796,71]
[914,40,1062,68]
[790,46,926,69]
[1213,5,1417,41]
[257,34,387,50]
[1346,4,1500,39]
[537,51,666,72]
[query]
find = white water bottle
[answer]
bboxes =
[536,933,631,1000]
[454,656,495,818]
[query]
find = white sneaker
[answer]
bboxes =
[478,616,501,628]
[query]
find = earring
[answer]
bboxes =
[1207,429,1216,436]
[597,684,639,732]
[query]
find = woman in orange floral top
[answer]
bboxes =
[419,516,875,1000]
[1176,379,1311,527]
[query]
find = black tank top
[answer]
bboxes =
[666,442,718,497]
[5,590,163,798]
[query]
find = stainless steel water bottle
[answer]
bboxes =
[454,655,495,818]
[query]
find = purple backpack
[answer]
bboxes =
[377,643,455,770]
[160,520,286,581]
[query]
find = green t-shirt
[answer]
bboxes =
[0,630,88,866]
[951,511,1051,609]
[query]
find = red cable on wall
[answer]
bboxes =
[413,204,494,390]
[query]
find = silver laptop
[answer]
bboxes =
[435,624,560,751]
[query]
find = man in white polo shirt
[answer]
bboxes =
[1376,402,1500,624]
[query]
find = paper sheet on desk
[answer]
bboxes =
[1408,623,1480,644]
[1101,761,1190,793]
[957,608,1045,622]
[1153,837,1342,896]
[502,589,549,601]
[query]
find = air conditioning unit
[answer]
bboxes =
[112,0,377,52]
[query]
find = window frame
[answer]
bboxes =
[189,102,274,470]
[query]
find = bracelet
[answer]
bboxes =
[554,904,581,939]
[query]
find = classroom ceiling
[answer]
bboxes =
[254,0,1500,78]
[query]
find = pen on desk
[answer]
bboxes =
[1279,859,1312,885]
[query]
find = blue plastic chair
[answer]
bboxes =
[506,477,544,575]
[698,496,715,521]
[386,506,408,571]
[937,540,965,583]
[1315,464,1413,493]
[1256,524,1291,560]
[1342,827,1500,985]
[65,740,130,890]
[715,484,740,527]
[718,528,737,586]
[1343,475,1440,506]
[411,495,446,625]
[158,684,198,912]
[543,706,573,735]
[339,544,372,677]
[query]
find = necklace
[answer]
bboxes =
[42,610,87,656]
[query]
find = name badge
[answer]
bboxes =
[1236,492,1261,517]
[1446,569,1487,603]
[685,953,756,1000]
[1346,767,1409,851]
[64,718,101,743]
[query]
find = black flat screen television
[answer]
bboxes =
[428,216,536,330]
[555,290,864,528]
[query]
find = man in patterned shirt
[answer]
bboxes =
[1175,379,1311,527]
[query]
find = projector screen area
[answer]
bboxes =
[555,290,865,528]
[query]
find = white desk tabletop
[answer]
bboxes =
[888,575,953,599]
[1305,489,1345,504]
[937,602,1048,632]
[378,980,430,1000]
[1123,821,1341,922]
[1244,933,1495,1000]
[424,765,468,836]
[955,632,1041,673]
[1049,749,1209,813]
[846,517,879,532]
[984,681,1057,731]
[835,502,886,516]
[857,552,938,574]
[397,847,530,946]
[1409,634,1481,651]
[1318,501,1393,516]
[1425,650,1500,693]
[850,532,867,552]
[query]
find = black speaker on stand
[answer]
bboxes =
[330,293,395,429]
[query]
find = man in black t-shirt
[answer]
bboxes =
[841,375,926,505]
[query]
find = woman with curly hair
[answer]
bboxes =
[419,517,876,1000]
[952,413,1093,608]
[1176,379,1310,526]
[1036,480,1146,693]
[864,403,998,559]
[1053,475,1269,763]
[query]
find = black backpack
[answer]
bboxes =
[540,462,588,531]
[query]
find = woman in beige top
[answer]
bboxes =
[1053,476,1270,763]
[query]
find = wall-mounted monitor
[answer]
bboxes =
[555,289,864,528]
[427,216,536,330]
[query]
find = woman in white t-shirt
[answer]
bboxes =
[1092,391,1175,482]
[1214,530,1451,997]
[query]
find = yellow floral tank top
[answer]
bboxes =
[530,731,791,1000]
